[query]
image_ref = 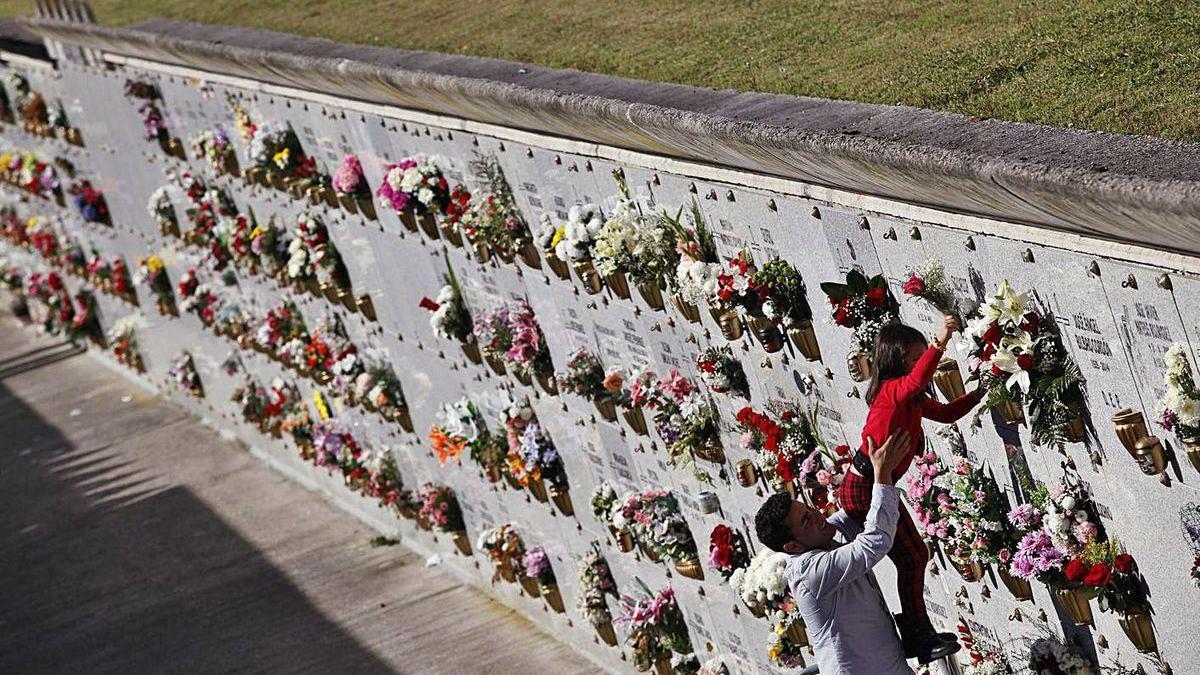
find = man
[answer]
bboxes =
[754,430,944,675]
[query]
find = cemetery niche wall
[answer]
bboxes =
[2,14,1199,675]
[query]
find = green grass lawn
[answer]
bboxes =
[2,0,1198,142]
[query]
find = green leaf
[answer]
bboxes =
[847,270,869,293]
[819,281,849,300]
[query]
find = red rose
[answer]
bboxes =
[710,521,729,552]
[834,444,851,457]
[903,276,926,296]
[1020,312,1040,333]
[866,287,887,308]
[1113,553,1135,574]
[1017,353,1035,370]
[982,321,1002,345]
[981,343,996,362]
[776,455,795,483]
[764,430,779,453]
[1084,562,1112,588]
[833,300,853,327]
[1064,559,1087,583]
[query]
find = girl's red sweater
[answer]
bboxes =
[859,344,984,480]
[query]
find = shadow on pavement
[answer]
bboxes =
[0,377,396,675]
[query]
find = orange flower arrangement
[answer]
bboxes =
[506,451,541,487]
[429,426,467,465]
[602,371,624,394]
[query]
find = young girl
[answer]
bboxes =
[837,316,983,663]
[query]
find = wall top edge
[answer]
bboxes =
[15,16,1200,260]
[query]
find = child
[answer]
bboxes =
[837,316,983,664]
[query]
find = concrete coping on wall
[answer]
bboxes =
[0,18,49,60]
[14,16,1200,260]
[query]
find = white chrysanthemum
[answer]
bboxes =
[535,214,556,248]
[385,166,404,190]
[1176,396,1200,425]
[399,166,422,192]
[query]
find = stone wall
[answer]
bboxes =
[1,15,1197,675]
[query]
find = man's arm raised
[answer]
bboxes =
[802,431,910,599]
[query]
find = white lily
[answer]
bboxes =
[1001,328,1034,354]
[993,280,1030,325]
[1007,369,1031,394]
[958,314,994,351]
[990,347,1031,392]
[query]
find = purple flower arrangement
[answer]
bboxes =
[505,302,552,375]
[138,100,167,141]
[473,302,553,376]
[312,420,359,469]
[522,545,556,584]
[1010,529,1065,580]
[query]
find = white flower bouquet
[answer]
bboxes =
[961,280,1087,449]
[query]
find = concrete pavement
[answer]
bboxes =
[0,314,601,674]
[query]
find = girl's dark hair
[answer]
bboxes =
[865,323,928,405]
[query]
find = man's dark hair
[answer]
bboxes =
[755,492,794,553]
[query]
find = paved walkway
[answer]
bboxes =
[0,315,601,674]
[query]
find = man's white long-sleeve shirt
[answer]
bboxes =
[783,483,912,675]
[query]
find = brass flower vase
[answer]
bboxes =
[952,558,985,582]
[636,282,665,311]
[1111,407,1149,458]
[536,371,558,395]
[1118,612,1157,653]
[541,583,565,613]
[519,574,542,597]
[999,399,1025,426]
[735,459,758,487]
[747,314,784,353]
[999,569,1033,601]
[933,357,965,400]
[605,271,631,299]
[788,320,821,361]
[571,258,604,294]
[594,398,618,422]
[418,212,441,240]
[518,243,541,269]
[549,485,574,516]
[451,530,472,556]
[673,557,704,580]
[846,351,871,382]
[545,250,571,280]
[1056,586,1094,626]
[1184,438,1200,474]
[595,621,618,646]
[461,338,483,365]
[484,352,507,376]
[710,307,743,341]
[672,294,701,323]
[622,406,649,435]
[1133,435,1167,475]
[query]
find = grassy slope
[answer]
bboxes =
[1,0,1198,141]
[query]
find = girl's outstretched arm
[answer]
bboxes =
[919,388,985,423]
[890,343,943,402]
